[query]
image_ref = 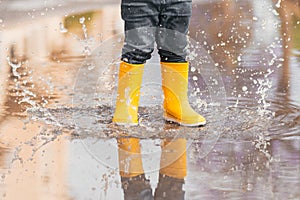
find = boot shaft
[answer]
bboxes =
[113,61,144,125]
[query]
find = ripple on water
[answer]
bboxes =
[27,98,299,142]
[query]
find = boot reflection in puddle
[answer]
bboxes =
[118,137,187,200]
[118,137,153,200]
[154,138,187,200]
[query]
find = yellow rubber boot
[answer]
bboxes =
[118,138,144,178]
[161,62,206,126]
[113,61,144,125]
[160,138,187,179]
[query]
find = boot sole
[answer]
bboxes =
[113,122,138,126]
[163,114,206,127]
[113,118,138,126]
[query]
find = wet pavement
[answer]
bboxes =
[0,0,300,199]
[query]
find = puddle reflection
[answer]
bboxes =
[0,0,299,199]
[118,137,186,200]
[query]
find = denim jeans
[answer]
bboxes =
[121,0,192,64]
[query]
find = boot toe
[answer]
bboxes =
[163,112,206,127]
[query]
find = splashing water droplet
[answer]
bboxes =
[6,57,21,78]
[256,76,274,117]
[237,55,242,62]
[79,17,85,24]
[272,9,279,16]
[275,0,281,8]
[88,64,95,70]
[59,22,68,33]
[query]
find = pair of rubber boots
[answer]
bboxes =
[112,61,206,127]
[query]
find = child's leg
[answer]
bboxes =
[113,0,160,125]
[121,0,159,64]
[113,62,144,125]
[157,1,206,126]
[156,0,192,62]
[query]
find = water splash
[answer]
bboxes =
[79,17,92,57]
[5,57,63,163]
[79,17,88,39]
[275,0,281,8]
[255,69,274,117]
[254,132,272,163]
[59,22,68,33]
[6,57,22,78]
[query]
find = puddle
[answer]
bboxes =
[0,0,299,199]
